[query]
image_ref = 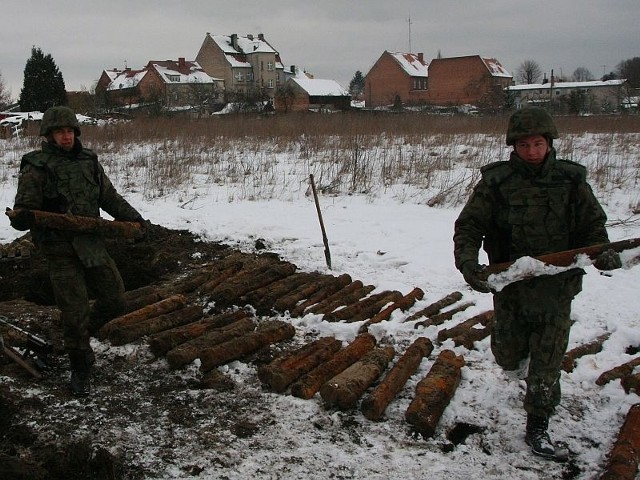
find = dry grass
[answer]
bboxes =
[4,113,640,208]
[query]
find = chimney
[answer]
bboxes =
[258,33,265,41]
[417,52,424,63]
[178,57,186,67]
[247,34,253,40]
[291,65,296,75]
[230,33,238,50]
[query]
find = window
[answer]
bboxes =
[267,61,274,71]
[246,71,254,81]
[235,71,244,82]
[267,79,274,88]
[167,74,180,82]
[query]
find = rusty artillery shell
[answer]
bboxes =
[271,273,338,313]
[599,403,640,480]
[199,320,296,372]
[405,349,465,438]
[98,294,187,339]
[320,345,396,410]
[562,333,610,373]
[108,304,204,346]
[324,290,403,323]
[290,333,377,400]
[361,337,433,421]
[359,287,425,333]
[242,272,316,314]
[405,291,463,323]
[148,310,249,357]
[258,336,343,392]
[166,316,256,369]
[415,301,475,329]
[437,311,494,343]
[596,357,640,386]
[289,273,353,317]
[308,281,376,316]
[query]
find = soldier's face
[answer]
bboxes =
[51,127,75,151]
[514,135,550,165]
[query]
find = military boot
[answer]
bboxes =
[68,349,91,397]
[525,414,568,461]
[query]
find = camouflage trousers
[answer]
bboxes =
[47,253,126,351]
[490,273,582,418]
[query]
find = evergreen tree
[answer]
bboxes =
[348,71,365,98]
[19,46,67,112]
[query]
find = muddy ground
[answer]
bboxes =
[0,224,282,479]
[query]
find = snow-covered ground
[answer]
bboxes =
[1,129,639,479]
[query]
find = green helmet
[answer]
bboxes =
[40,106,81,137]
[506,107,558,146]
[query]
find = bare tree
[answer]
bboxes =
[572,67,594,82]
[617,57,640,88]
[0,70,12,110]
[517,59,543,84]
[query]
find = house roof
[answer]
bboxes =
[209,34,284,70]
[148,59,219,84]
[292,78,349,96]
[388,52,428,78]
[107,69,147,91]
[481,58,511,78]
[508,79,626,91]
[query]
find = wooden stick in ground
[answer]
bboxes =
[320,345,396,410]
[359,287,425,333]
[199,320,296,372]
[599,403,640,480]
[258,336,343,393]
[562,333,611,373]
[290,333,377,400]
[1,343,42,379]
[596,357,640,386]
[404,291,463,323]
[405,349,465,438]
[148,310,249,357]
[98,294,188,339]
[166,316,256,370]
[361,337,433,421]
[309,174,332,269]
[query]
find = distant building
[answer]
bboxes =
[364,51,429,108]
[425,55,511,109]
[507,78,628,113]
[95,59,223,112]
[195,33,285,101]
[275,76,350,113]
[364,52,511,110]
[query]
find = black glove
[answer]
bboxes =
[593,249,622,271]
[7,208,35,231]
[462,261,491,293]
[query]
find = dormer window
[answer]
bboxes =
[167,74,180,82]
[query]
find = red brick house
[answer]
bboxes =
[364,51,429,108]
[425,55,512,108]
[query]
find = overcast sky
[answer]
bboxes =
[1,0,638,100]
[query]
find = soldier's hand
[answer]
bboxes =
[7,208,35,231]
[593,249,622,271]
[136,217,151,239]
[462,261,492,293]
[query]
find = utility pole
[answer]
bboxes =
[407,16,412,53]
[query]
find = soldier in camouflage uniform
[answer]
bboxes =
[453,106,620,459]
[9,106,146,397]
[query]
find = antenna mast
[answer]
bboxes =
[407,16,413,53]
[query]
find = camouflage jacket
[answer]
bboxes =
[453,148,609,272]
[13,140,141,267]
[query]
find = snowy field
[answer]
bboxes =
[1,126,639,479]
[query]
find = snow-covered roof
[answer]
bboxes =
[292,78,349,97]
[509,79,626,91]
[482,58,511,78]
[209,34,284,70]
[388,52,428,78]
[107,69,147,91]
[150,60,218,84]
